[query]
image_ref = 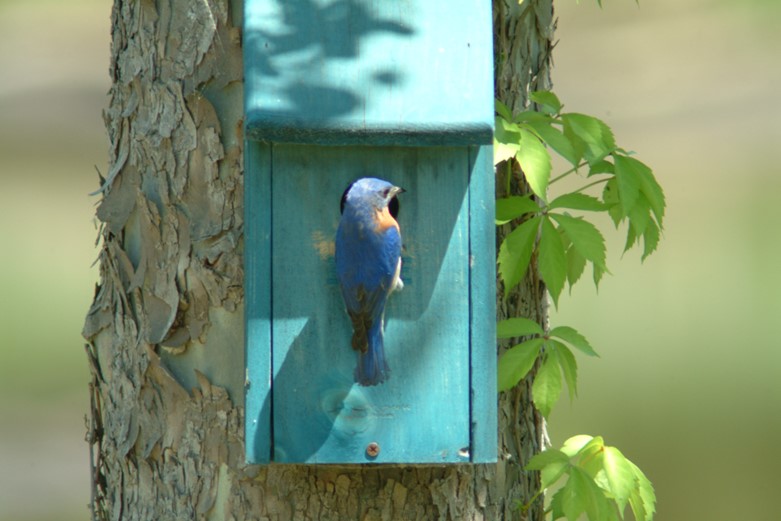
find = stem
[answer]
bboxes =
[572,177,609,194]
[505,160,512,195]
[549,161,589,185]
[520,488,546,514]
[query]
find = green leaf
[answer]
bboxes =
[495,99,512,121]
[561,123,587,166]
[524,119,581,167]
[549,192,608,212]
[517,128,552,200]
[498,338,544,391]
[628,460,657,521]
[513,110,553,124]
[624,221,639,253]
[494,139,520,165]
[603,178,623,226]
[532,353,562,417]
[526,449,571,489]
[495,196,539,224]
[566,245,587,289]
[575,436,607,478]
[497,216,540,297]
[539,217,567,306]
[550,213,608,272]
[562,113,616,163]
[572,466,619,521]
[550,325,599,357]
[529,90,562,115]
[642,219,661,260]
[495,115,520,142]
[627,193,651,237]
[561,435,596,458]
[603,446,635,514]
[551,340,578,400]
[526,447,571,470]
[593,262,606,288]
[622,155,665,227]
[549,487,566,520]
[560,467,596,521]
[593,492,620,521]
[613,154,642,217]
[588,158,614,176]
[497,317,544,338]
[622,191,663,260]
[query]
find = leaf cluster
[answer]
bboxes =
[495,91,665,306]
[497,318,597,417]
[495,91,661,521]
[495,91,666,408]
[524,435,656,521]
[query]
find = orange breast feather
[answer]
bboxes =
[374,207,400,233]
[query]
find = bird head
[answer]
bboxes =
[340,177,405,217]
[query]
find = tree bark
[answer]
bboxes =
[84,0,554,519]
[493,1,557,519]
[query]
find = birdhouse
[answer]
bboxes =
[243,0,496,464]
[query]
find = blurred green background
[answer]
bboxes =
[1,0,778,520]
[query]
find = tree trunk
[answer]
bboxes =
[84,0,554,519]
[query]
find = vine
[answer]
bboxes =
[495,91,662,520]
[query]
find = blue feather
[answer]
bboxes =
[335,177,404,386]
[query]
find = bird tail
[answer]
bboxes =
[355,322,390,386]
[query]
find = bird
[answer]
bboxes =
[335,177,405,386]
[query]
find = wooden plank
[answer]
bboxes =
[244,141,273,463]
[244,0,493,146]
[270,144,471,463]
[468,145,498,463]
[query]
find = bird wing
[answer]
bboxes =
[338,225,401,351]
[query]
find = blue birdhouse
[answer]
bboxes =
[244,0,496,464]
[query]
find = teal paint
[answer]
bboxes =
[244,142,272,463]
[467,145,498,463]
[244,0,493,146]
[244,0,496,464]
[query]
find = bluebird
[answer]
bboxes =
[335,177,405,386]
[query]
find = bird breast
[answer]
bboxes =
[373,206,400,233]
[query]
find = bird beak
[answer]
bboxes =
[390,186,405,197]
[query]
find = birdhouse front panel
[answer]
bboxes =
[268,145,473,463]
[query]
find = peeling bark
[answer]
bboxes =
[84,0,554,519]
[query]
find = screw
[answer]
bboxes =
[366,442,380,458]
